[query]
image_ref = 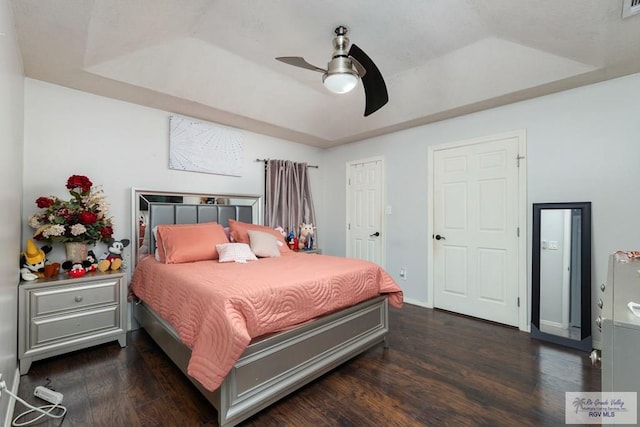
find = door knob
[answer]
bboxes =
[433,234,446,240]
[370,232,380,237]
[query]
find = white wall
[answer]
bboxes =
[22,79,325,272]
[324,72,640,342]
[0,0,24,420]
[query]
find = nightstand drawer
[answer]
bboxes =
[30,305,120,348]
[31,280,120,317]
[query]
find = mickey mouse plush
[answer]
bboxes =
[86,250,99,272]
[98,238,130,272]
[20,239,52,281]
[61,251,98,278]
[62,260,91,278]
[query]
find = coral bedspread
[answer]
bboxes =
[130,253,403,391]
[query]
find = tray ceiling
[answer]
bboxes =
[10,0,640,147]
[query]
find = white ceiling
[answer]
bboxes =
[10,0,640,148]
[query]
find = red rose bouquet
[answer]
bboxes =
[29,175,114,244]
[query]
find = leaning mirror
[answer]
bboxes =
[531,202,592,351]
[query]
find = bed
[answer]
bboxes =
[129,190,403,426]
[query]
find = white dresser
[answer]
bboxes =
[18,271,127,374]
[599,254,640,425]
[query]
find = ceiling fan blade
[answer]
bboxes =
[348,44,388,116]
[276,57,326,73]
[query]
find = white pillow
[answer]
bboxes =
[216,243,258,263]
[247,230,281,258]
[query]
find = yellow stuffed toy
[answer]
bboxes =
[20,239,51,281]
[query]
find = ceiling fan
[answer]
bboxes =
[276,25,388,117]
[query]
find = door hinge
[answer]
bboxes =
[517,227,520,237]
[517,297,520,307]
[348,223,351,230]
[516,154,525,167]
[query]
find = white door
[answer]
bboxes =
[433,135,521,326]
[346,158,384,264]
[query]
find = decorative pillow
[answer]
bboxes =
[155,222,229,264]
[247,230,281,258]
[216,243,258,263]
[228,219,290,254]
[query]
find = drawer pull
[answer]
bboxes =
[601,283,606,292]
[75,296,84,303]
[597,299,603,309]
[596,316,602,328]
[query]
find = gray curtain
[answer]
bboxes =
[265,160,316,236]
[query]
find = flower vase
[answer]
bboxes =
[65,242,88,263]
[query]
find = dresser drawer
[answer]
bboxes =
[30,305,121,348]
[30,279,120,317]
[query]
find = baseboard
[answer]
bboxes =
[402,296,432,308]
[3,368,19,427]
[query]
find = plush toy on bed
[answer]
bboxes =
[274,226,286,238]
[298,223,315,250]
[98,238,130,272]
[20,239,53,281]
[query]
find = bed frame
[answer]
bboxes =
[130,189,390,426]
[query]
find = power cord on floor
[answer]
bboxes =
[0,378,67,426]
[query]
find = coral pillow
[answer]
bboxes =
[228,219,290,254]
[247,230,281,258]
[216,243,258,263]
[155,222,229,264]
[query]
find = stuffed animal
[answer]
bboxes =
[298,223,315,250]
[62,250,97,278]
[287,230,298,251]
[85,250,99,272]
[62,260,91,278]
[43,262,61,278]
[20,239,52,281]
[274,226,286,238]
[98,238,130,272]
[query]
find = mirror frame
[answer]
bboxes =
[531,201,592,351]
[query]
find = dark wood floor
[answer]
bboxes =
[16,304,600,426]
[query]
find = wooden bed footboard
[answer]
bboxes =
[133,295,389,426]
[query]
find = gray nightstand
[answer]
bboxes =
[18,270,127,374]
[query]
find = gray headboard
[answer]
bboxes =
[132,189,262,269]
[147,203,253,253]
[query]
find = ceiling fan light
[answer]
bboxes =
[323,72,358,94]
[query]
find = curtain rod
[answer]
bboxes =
[256,158,319,168]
